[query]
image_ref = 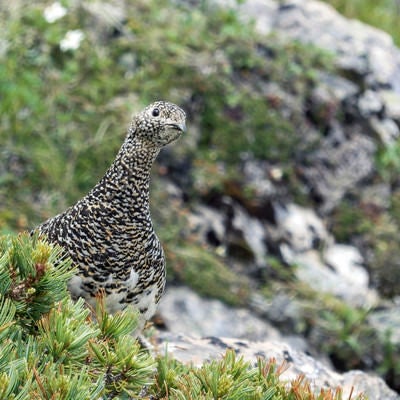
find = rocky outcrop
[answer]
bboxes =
[274,204,377,307]
[226,0,400,92]
[207,0,400,343]
[157,286,399,397]
[153,331,399,400]
[76,0,400,399]
[155,0,400,396]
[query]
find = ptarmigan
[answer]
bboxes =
[35,101,186,330]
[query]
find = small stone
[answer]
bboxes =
[316,72,359,103]
[358,90,383,116]
[323,244,370,291]
[369,306,400,345]
[274,203,332,253]
[301,133,376,213]
[361,183,392,210]
[187,205,226,248]
[369,117,400,146]
[231,204,267,266]
[293,247,377,307]
[380,90,400,122]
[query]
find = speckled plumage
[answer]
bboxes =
[35,101,186,330]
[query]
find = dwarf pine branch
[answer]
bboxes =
[0,233,153,399]
[0,233,73,330]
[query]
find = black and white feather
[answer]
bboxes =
[35,101,186,330]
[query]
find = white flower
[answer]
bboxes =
[60,30,85,52]
[43,2,67,23]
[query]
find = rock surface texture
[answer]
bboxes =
[154,332,399,400]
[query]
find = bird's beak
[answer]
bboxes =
[179,122,186,133]
[176,122,186,133]
[169,122,186,133]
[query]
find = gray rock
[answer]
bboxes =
[214,0,400,215]
[153,333,400,400]
[187,205,226,249]
[301,133,376,212]
[323,244,378,306]
[187,202,268,266]
[308,72,359,127]
[361,183,392,210]
[358,90,384,117]
[158,286,325,362]
[230,204,267,266]
[158,286,281,341]
[274,0,400,91]
[289,247,375,307]
[271,203,376,306]
[369,117,400,146]
[218,0,389,82]
[342,370,399,400]
[380,90,400,122]
[250,291,306,332]
[324,245,366,283]
[316,72,359,102]
[369,304,400,345]
[241,159,277,199]
[273,203,331,253]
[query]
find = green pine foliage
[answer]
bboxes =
[0,233,73,329]
[0,233,154,399]
[151,350,367,400]
[0,233,365,399]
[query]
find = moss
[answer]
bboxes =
[260,279,399,379]
[167,243,250,307]
[259,282,385,376]
[266,257,297,283]
[330,195,400,298]
[302,290,379,371]
[330,201,375,243]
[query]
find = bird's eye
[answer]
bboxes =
[152,108,160,117]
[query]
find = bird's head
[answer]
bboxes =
[130,101,186,147]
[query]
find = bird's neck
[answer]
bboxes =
[88,137,160,211]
